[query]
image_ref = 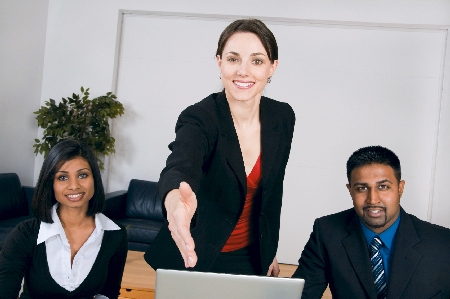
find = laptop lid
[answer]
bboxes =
[155,269,304,299]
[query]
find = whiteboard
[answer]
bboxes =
[109,12,447,264]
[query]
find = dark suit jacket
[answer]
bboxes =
[292,208,450,299]
[144,92,295,274]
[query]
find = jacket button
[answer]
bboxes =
[260,233,263,239]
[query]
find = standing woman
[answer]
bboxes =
[145,18,295,276]
[0,140,128,298]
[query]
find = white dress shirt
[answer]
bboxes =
[36,203,120,298]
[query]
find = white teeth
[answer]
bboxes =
[67,193,82,198]
[234,81,253,87]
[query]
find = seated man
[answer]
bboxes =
[292,145,450,299]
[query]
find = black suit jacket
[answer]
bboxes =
[144,93,295,274]
[292,208,450,299]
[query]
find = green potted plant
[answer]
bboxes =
[33,86,125,169]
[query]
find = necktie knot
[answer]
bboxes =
[370,236,383,252]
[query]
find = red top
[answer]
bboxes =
[222,154,262,252]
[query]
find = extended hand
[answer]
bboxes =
[165,181,198,268]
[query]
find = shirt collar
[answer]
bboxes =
[360,211,401,250]
[95,211,121,231]
[37,203,120,245]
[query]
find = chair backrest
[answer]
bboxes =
[0,173,28,220]
[125,179,165,221]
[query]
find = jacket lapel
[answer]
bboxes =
[216,94,246,191]
[217,95,281,197]
[260,97,280,191]
[386,209,421,299]
[342,213,378,299]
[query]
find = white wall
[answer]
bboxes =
[33,0,450,264]
[0,0,49,186]
[110,12,449,264]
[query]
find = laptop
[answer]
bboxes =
[155,268,304,299]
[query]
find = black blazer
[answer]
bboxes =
[292,208,450,299]
[144,93,295,274]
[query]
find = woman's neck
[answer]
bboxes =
[57,205,94,229]
[225,92,261,128]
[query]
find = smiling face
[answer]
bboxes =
[216,32,278,104]
[53,157,95,212]
[347,163,405,234]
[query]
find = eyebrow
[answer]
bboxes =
[56,168,91,173]
[377,179,393,184]
[225,51,267,57]
[352,179,393,187]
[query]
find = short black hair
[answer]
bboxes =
[32,139,105,223]
[346,145,401,183]
[216,18,278,63]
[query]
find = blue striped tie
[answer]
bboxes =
[370,236,387,299]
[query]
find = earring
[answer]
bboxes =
[267,76,272,83]
[219,73,222,80]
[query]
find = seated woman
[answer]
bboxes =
[0,139,128,299]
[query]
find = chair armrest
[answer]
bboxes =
[103,190,127,220]
[23,186,35,216]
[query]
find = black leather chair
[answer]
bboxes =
[0,173,34,250]
[103,179,165,252]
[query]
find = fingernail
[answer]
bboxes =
[188,257,194,267]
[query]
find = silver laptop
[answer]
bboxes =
[155,268,304,299]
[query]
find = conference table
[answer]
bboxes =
[119,250,332,299]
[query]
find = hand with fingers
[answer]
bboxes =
[267,257,280,277]
[164,181,198,268]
